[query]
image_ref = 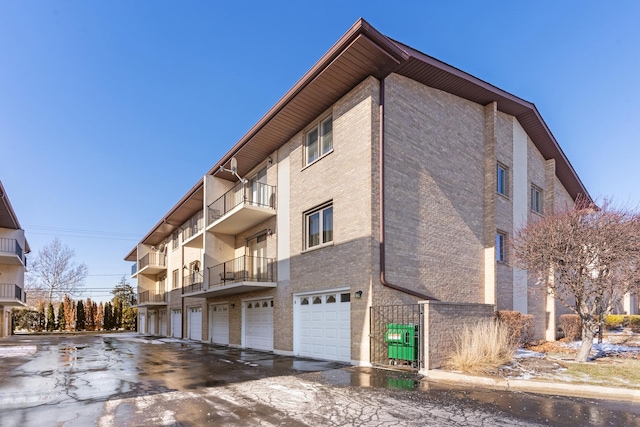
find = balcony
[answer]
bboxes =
[0,238,26,266]
[0,283,26,306]
[136,253,167,276]
[207,182,276,235]
[138,290,167,307]
[182,256,277,298]
[182,271,204,295]
[131,263,138,278]
[182,210,204,247]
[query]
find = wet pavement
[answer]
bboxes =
[0,333,639,426]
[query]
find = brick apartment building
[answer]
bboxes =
[126,19,592,367]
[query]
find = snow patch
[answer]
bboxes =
[0,345,37,357]
[514,348,545,359]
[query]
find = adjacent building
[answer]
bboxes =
[126,19,591,366]
[0,181,29,337]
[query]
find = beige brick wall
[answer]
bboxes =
[286,76,379,360]
[381,73,485,303]
[422,301,494,370]
[495,112,515,310]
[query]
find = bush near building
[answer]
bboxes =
[559,314,582,341]
[494,310,534,345]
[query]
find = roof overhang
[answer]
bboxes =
[0,181,30,253]
[126,18,590,260]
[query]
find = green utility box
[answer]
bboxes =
[385,323,419,365]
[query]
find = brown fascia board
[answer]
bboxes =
[0,180,21,230]
[124,178,204,261]
[204,18,408,179]
[125,18,591,260]
[390,39,590,201]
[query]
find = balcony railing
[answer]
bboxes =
[182,271,204,294]
[0,283,26,303]
[139,252,166,270]
[182,210,204,241]
[131,263,138,276]
[208,181,275,224]
[0,238,24,264]
[138,290,167,304]
[208,256,275,287]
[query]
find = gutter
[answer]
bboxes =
[378,78,436,301]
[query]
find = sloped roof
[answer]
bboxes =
[125,18,589,261]
[0,181,30,252]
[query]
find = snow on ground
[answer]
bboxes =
[0,346,37,357]
[565,339,640,356]
[514,348,545,359]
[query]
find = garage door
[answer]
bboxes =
[171,309,182,338]
[188,307,202,341]
[148,311,156,335]
[295,291,351,363]
[244,299,273,351]
[209,304,229,345]
[139,313,146,334]
[159,310,167,336]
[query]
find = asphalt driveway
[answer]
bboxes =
[0,333,639,426]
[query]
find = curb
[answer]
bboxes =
[422,369,640,403]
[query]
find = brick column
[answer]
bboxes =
[483,102,498,305]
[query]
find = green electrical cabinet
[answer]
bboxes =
[385,323,419,366]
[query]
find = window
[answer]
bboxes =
[305,203,333,249]
[305,116,333,165]
[172,269,179,289]
[172,231,180,250]
[496,231,507,263]
[530,185,543,214]
[497,163,508,196]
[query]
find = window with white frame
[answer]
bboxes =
[496,231,507,263]
[305,203,333,249]
[305,116,333,166]
[172,269,179,289]
[172,230,179,250]
[497,163,508,196]
[530,185,543,214]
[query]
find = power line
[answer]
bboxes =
[24,225,140,237]
[28,232,138,242]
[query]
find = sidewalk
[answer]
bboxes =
[423,369,640,403]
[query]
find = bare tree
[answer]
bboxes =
[27,238,88,305]
[513,196,640,362]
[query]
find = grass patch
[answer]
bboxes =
[546,358,640,390]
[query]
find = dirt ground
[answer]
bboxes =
[496,330,640,382]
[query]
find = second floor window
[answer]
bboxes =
[305,116,333,166]
[305,203,333,249]
[531,185,543,214]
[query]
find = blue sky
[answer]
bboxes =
[1,1,639,302]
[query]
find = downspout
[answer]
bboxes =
[378,78,436,301]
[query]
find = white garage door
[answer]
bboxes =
[188,307,202,341]
[148,311,156,335]
[244,298,273,351]
[295,291,351,363]
[159,310,167,336]
[139,313,146,334]
[171,309,182,338]
[209,304,229,345]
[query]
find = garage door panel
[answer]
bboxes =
[244,299,274,351]
[188,307,202,341]
[296,292,351,363]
